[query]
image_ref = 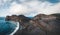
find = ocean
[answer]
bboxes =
[0,17,19,35]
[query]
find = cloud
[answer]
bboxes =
[6,1,60,17]
[0,0,60,17]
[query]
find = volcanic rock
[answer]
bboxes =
[5,14,60,35]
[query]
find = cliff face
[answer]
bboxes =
[5,15,31,22]
[31,14,60,35]
[51,13,60,19]
[5,13,60,35]
[5,15,32,29]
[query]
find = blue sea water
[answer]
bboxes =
[0,17,17,35]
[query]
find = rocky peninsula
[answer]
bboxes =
[5,13,60,35]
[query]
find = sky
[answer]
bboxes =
[0,0,60,17]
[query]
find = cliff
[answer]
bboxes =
[5,13,60,35]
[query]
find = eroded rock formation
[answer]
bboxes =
[5,13,60,35]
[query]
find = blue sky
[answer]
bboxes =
[0,0,60,17]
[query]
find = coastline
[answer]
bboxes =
[10,22,19,35]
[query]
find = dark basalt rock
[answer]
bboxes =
[5,14,60,35]
[31,14,60,35]
[6,15,31,27]
[5,15,17,21]
[51,13,60,19]
[18,15,31,23]
[5,15,32,35]
[5,15,31,22]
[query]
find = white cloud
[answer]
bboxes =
[0,0,60,17]
[6,1,60,17]
[8,2,31,15]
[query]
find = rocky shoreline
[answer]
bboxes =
[5,13,60,35]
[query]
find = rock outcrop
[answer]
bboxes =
[51,13,60,19]
[5,13,60,35]
[5,15,31,22]
[5,15,32,35]
[31,14,60,35]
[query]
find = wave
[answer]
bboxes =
[10,22,19,35]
